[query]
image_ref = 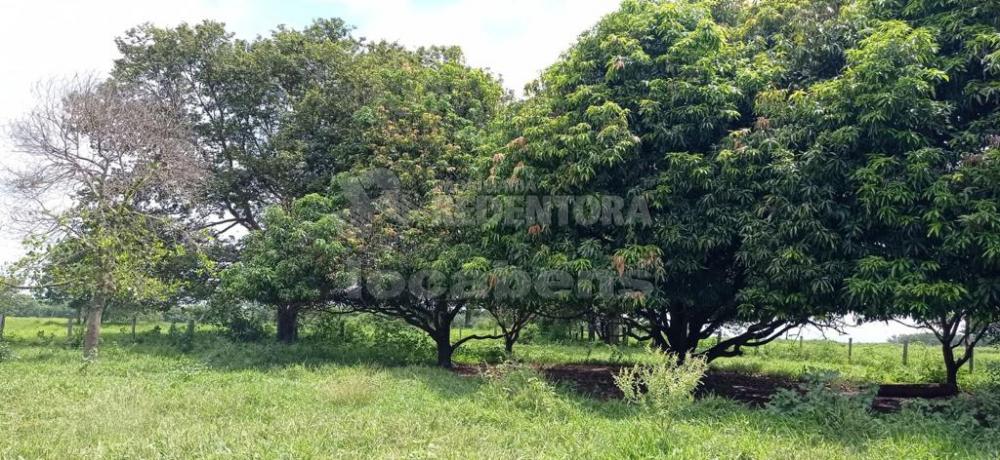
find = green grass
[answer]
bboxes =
[1,317,998,459]
[713,339,1000,389]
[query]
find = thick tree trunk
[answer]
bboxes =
[431,316,455,368]
[436,334,454,368]
[276,305,300,344]
[83,305,104,359]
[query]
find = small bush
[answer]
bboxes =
[766,370,876,431]
[614,349,707,413]
[901,390,1000,431]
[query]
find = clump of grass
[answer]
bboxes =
[614,349,707,413]
[482,361,571,417]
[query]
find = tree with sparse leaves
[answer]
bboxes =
[5,77,208,358]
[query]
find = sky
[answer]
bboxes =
[0,0,912,341]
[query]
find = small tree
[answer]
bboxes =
[217,194,351,343]
[4,77,205,358]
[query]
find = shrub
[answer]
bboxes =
[614,349,707,413]
[766,370,876,432]
[901,390,1000,431]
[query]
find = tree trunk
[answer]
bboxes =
[436,334,454,368]
[603,317,618,345]
[504,334,516,354]
[276,305,299,344]
[0,314,5,340]
[431,320,455,368]
[942,340,960,387]
[464,308,473,328]
[83,305,104,359]
[131,316,137,340]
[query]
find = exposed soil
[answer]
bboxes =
[537,363,797,406]
[452,362,957,413]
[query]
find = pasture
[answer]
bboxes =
[1,317,998,459]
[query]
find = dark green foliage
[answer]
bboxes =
[112,19,363,230]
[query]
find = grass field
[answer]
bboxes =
[1,316,999,459]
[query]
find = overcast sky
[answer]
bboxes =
[0,0,910,341]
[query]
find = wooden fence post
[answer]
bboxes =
[67,317,74,337]
[848,338,853,363]
[969,347,974,374]
[0,314,5,340]
[131,316,137,340]
[902,339,909,366]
